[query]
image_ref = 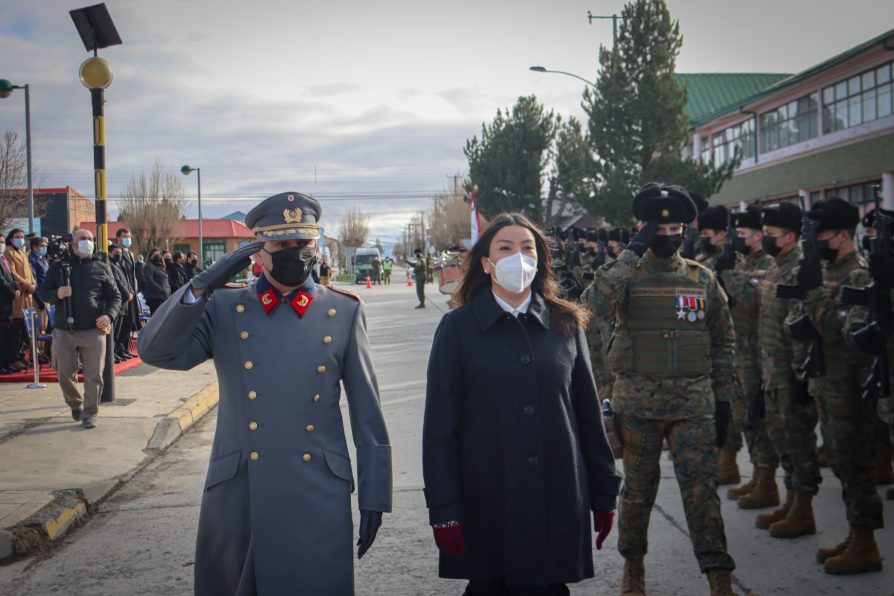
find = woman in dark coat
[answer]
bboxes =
[142,248,171,315]
[422,213,622,595]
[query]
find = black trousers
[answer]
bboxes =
[463,579,569,596]
[115,312,133,351]
[146,298,166,316]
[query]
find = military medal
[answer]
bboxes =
[675,292,706,323]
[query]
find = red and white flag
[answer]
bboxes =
[470,190,481,245]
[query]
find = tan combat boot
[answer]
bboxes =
[726,465,757,500]
[823,527,882,575]
[718,450,741,486]
[620,558,645,596]
[768,491,816,538]
[873,444,894,485]
[816,529,853,563]
[738,467,780,510]
[706,569,735,596]
[754,489,792,529]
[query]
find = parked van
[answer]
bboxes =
[353,247,380,284]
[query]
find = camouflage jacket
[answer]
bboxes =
[843,284,894,424]
[721,249,774,362]
[758,246,802,390]
[589,249,736,420]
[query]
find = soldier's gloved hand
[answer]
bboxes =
[714,401,731,447]
[628,220,660,257]
[357,510,383,559]
[796,257,823,293]
[191,241,265,295]
[593,510,615,550]
[868,252,894,290]
[432,520,466,557]
[792,379,813,405]
[849,322,885,355]
[714,247,736,275]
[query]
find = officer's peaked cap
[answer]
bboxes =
[632,183,697,224]
[760,201,802,234]
[697,205,729,231]
[732,205,762,230]
[246,192,322,241]
[806,197,859,232]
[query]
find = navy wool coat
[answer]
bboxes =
[422,289,622,587]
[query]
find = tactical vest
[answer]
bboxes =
[608,263,712,377]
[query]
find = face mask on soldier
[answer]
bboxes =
[699,236,718,254]
[817,237,840,262]
[734,236,750,255]
[762,235,782,257]
[650,234,682,259]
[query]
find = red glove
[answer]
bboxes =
[594,510,615,550]
[432,521,466,557]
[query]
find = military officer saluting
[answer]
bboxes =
[138,192,392,596]
[589,183,737,596]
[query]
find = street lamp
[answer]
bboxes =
[0,79,34,234]
[181,165,203,262]
[528,66,595,88]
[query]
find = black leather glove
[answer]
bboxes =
[714,401,731,448]
[850,322,885,355]
[792,379,813,405]
[796,258,823,293]
[628,220,660,257]
[714,247,736,275]
[191,241,264,293]
[868,253,894,290]
[357,510,383,559]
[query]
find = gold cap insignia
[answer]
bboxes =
[661,209,670,217]
[283,208,303,224]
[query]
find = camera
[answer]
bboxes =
[46,234,72,261]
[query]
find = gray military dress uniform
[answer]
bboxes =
[138,191,392,596]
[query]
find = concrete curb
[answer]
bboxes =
[147,382,219,451]
[0,382,219,562]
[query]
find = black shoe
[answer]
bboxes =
[123,352,137,359]
[71,408,82,422]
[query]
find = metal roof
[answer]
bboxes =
[676,73,791,125]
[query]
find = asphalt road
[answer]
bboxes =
[0,275,892,595]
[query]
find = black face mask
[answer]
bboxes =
[734,236,751,255]
[650,234,682,259]
[762,236,782,257]
[699,236,718,254]
[587,247,597,257]
[110,254,121,263]
[817,238,839,262]
[150,255,162,265]
[266,246,316,287]
[607,246,618,259]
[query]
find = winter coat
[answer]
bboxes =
[3,246,34,318]
[142,262,171,300]
[39,256,121,331]
[422,289,622,587]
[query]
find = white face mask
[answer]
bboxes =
[76,239,94,257]
[488,252,537,294]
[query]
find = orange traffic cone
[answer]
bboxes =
[366,275,372,289]
[407,274,413,287]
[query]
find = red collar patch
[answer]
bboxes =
[290,291,314,317]
[259,289,279,314]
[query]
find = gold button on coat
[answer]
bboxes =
[248,390,257,399]
[306,424,315,432]
[317,365,326,374]
[323,336,332,344]
[250,451,259,461]
[244,361,254,370]
[313,394,320,402]
[249,421,258,431]
[302,453,312,462]
[327,308,336,317]
[240,331,249,340]
[236,304,245,313]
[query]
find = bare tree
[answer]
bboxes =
[338,205,370,248]
[117,160,187,255]
[0,131,29,233]
[429,192,470,250]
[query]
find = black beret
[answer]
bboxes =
[760,202,802,234]
[697,205,729,231]
[732,205,762,230]
[245,191,322,241]
[632,183,697,224]
[806,196,859,232]
[689,191,709,214]
[861,207,894,232]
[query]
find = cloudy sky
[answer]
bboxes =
[1,0,892,247]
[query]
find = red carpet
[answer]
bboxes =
[0,354,144,383]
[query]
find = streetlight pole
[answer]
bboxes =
[181,165,203,262]
[0,80,34,234]
[528,66,596,88]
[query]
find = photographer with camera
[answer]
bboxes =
[39,229,121,429]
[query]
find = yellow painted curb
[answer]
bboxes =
[169,383,219,432]
[42,501,87,541]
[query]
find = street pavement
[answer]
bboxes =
[0,270,892,595]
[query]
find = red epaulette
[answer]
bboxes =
[326,285,361,301]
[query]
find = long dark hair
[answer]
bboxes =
[455,213,588,334]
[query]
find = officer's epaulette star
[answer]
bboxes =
[326,286,361,301]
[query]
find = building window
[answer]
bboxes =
[833,181,881,207]
[700,137,711,164]
[203,241,226,265]
[712,118,755,167]
[759,93,819,153]
[823,61,893,134]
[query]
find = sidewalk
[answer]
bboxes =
[0,358,218,560]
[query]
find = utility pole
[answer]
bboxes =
[587,10,626,51]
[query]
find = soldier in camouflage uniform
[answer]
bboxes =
[589,183,736,596]
[753,202,822,538]
[716,206,777,503]
[696,206,730,271]
[784,198,882,574]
